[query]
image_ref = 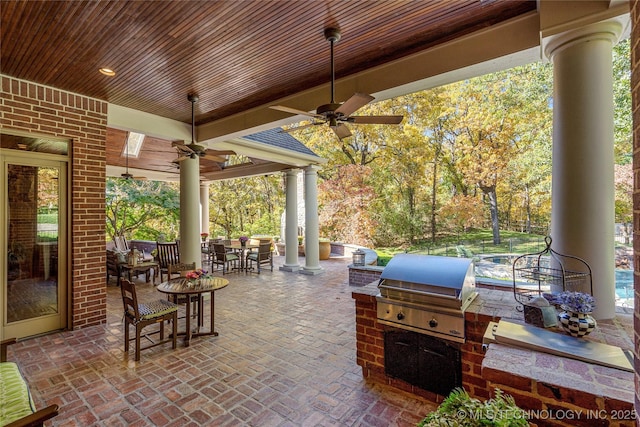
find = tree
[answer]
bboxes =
[318,165,377,246]
[105,179,180,242]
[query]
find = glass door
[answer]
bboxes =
[2,155,67,339]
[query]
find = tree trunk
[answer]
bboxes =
[481,185,501,245]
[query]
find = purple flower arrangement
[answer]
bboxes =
[555,291,595,314]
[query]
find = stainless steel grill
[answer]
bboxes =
[376,254,478,343]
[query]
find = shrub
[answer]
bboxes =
[418,388,528,427]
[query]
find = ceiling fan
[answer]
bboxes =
[270,28,403,140]
[173,94,234,162]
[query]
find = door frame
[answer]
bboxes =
[1,149,69,340]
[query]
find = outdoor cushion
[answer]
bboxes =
[129,299,178,321]
[0,362,36,426]
[226,254,239,261]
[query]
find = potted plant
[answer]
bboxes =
[418,388,527,427]
[319,238,331,260]
[200,232,208,242]
[554,291,597,337]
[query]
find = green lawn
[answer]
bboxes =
[375,230,552,266]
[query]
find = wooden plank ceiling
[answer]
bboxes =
[1,0,536,179]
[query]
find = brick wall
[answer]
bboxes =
[348,265,383,287]
[632,1,640,423]
[1,75,108,329]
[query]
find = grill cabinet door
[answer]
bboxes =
[384,330,418,381]
[384,330,461,397]
[416,334,461,396]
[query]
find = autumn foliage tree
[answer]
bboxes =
[318,165,377,247]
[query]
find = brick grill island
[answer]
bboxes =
[352,278,635,426]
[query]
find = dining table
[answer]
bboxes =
[224,243,259,271]
[156,276,229,347]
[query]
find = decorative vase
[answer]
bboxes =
[241,241,246,248]
[558,310,596,337]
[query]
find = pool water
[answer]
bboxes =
[616,269,633,300]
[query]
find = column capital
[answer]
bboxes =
[544,19,624,60]
[304,164,322,174]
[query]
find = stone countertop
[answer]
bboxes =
[470,290,635,405]
[467,288,634,352]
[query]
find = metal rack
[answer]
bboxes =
[512,236,592,311]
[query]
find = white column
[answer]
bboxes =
[545,21,622,320]
[200,182,210,236]
[281,169,301,272]
[301,165,323,275]
[179,156,202,269]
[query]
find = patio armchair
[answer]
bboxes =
[246,242,273,273]
[120,279,178,361]
[156,241,180,283]
[114,235,129,252]
[212,243,239,274]
[106,249,127,286]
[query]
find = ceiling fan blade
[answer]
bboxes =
[206,149,236,156]
[172,141,194,153]
[349,115,404,125]
[270,105,323,119]
[335,93,374,116]
[201,152,227,162]
[175,155,190,162]
[332,123,352,139]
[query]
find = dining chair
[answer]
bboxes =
[202,239,221,267]
[246,242,273,273]
[167,262,201,325]
[156,241,180,282]
[213,243,239,274]
[120,279,178,361]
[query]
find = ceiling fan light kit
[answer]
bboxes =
[271,27,403,139]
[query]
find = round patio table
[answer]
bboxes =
[156,277,229,347]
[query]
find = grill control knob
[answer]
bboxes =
[429,319,438,328]
[397,312,405,320]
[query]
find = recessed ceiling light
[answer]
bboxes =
[99,68,116,76]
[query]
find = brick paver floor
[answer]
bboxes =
[7,255,437,426]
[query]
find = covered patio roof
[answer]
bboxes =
[1,0,567,180]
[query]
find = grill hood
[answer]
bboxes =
[376,254,478,342]
[379,254,473,297]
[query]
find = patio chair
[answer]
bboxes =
[202,239,221,267]
[120,279,178,361]
[106,249,127,286]
[246,242,273,273]
[167,262,202,325]
[156,241,180,283]
[213,243,239,274]
[114,235,129,252]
